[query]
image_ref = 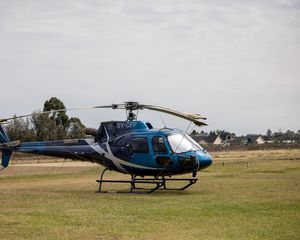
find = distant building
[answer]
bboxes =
[255,135,266,144]
[213,135,223,145]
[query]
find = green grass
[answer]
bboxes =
[0,149,299,240]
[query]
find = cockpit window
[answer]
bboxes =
[167,133,203,153]
[152,136,168,154]
[131,137,149,153]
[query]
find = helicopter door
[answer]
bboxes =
[130,137,153,166]
[152,136,172,167]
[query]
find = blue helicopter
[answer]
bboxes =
[0,102,212,193]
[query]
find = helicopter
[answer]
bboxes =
[0,101,212,193]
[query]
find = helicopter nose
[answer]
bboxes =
[198,152,213,170]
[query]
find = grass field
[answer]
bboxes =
[0,149,299,240]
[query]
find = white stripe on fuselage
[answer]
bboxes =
[90,142,158,172]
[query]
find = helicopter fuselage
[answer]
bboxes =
[1,121,212,176]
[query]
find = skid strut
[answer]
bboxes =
[96,168,198,194]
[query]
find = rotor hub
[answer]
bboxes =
[124,101,140,111]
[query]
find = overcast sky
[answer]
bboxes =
[0,0,299,135]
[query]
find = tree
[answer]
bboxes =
[209,131,217,137]
[41,97,71,140]
[297,130,300,141]
[266,129,272,137]
[5,116,35,142]
[190,130,197,135]
[285,130,295,140]
[215,130,235,139]
[43,97,69,129]
[67,117,86,139]
[3,97,86,142]
[31,112,57,141]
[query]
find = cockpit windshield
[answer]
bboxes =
[167,133,203,153]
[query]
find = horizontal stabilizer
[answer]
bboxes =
[2,140,20,148]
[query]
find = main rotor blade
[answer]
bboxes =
[0,106,112,123]
[0,102,208,127]
[93,105,114,109]
[141,105,207,127]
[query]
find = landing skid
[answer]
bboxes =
[96,168,198,194]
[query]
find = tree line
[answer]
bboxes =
[191,130,235,139]
[4,97,86,142]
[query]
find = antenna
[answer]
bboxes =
[159,114,167,128]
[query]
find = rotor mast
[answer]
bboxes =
[124,101,139,121]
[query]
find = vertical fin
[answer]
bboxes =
[0,125,10,143]
[0,124,12,168]
[1,150,12,168]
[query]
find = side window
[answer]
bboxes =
[152,136,168,154]
[131,137,149,153]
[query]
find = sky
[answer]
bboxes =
[0,0,299,135]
